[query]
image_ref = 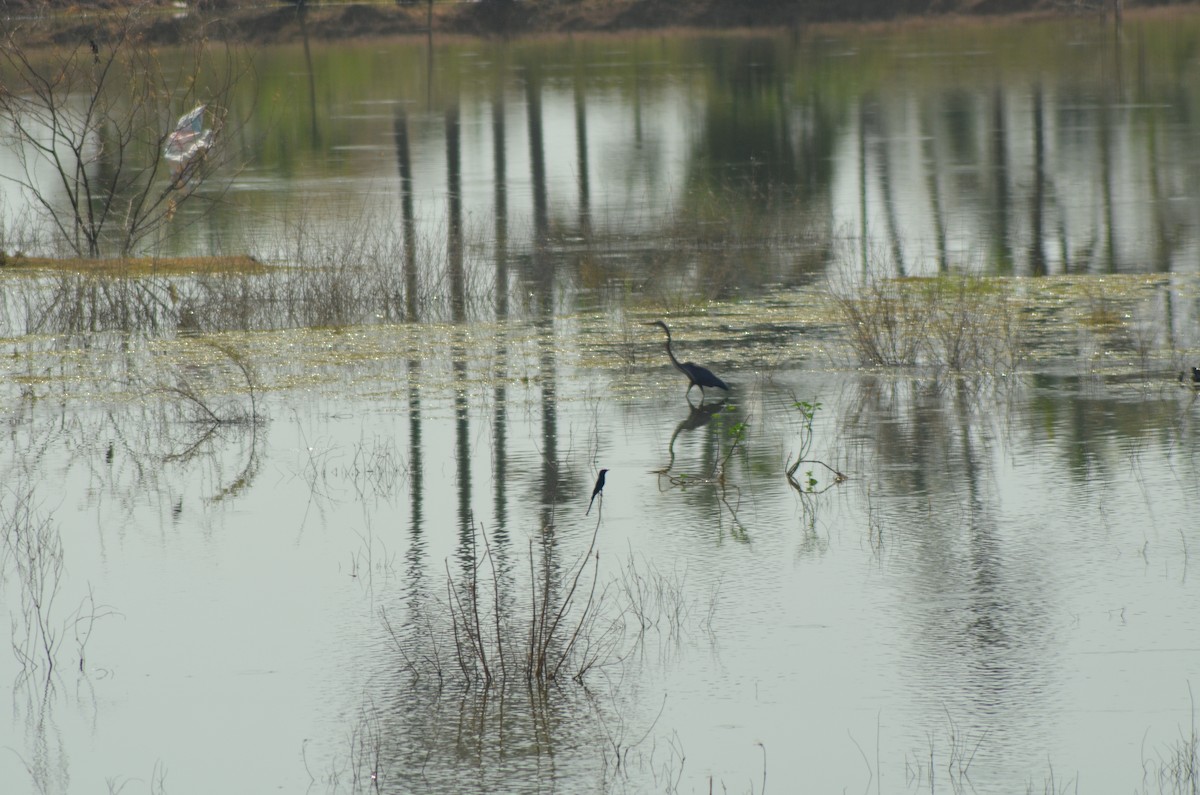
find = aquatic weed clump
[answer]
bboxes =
[831,271,1020,373]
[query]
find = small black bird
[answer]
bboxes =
[646,320,730,401]
[89,39,100,64]
[586,468,608,516]
[1179,367,1200,387]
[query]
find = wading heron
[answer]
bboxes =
[586,469,608,516]
[646,320,730,401]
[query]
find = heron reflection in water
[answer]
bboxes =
[657,398,727,474]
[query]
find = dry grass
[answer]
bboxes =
[831,272,1021,373]
[1141,687,1200,795]
[0,254,268,276]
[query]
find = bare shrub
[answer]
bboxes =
[831,274,927,367]
[832,269,1020,373]
[443,521,614,688]
[0,7,251,257]
[387,516,721,693]
[1,487,115,681]
[2,488,65,679]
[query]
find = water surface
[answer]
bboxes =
[2,12,1200,795]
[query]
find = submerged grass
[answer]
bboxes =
[1141,687,1200,795]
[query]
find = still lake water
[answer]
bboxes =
[4,10,1200,794]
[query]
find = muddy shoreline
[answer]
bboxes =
[3,0,1173,48]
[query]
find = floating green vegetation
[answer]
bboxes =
[2,215,1197,403]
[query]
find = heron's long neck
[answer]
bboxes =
[663,331,686,373]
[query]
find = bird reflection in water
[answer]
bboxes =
[656,398,727,475]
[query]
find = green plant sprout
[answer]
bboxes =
[785,399,846,493]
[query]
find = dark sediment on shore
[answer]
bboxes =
[1,0,1172,48]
